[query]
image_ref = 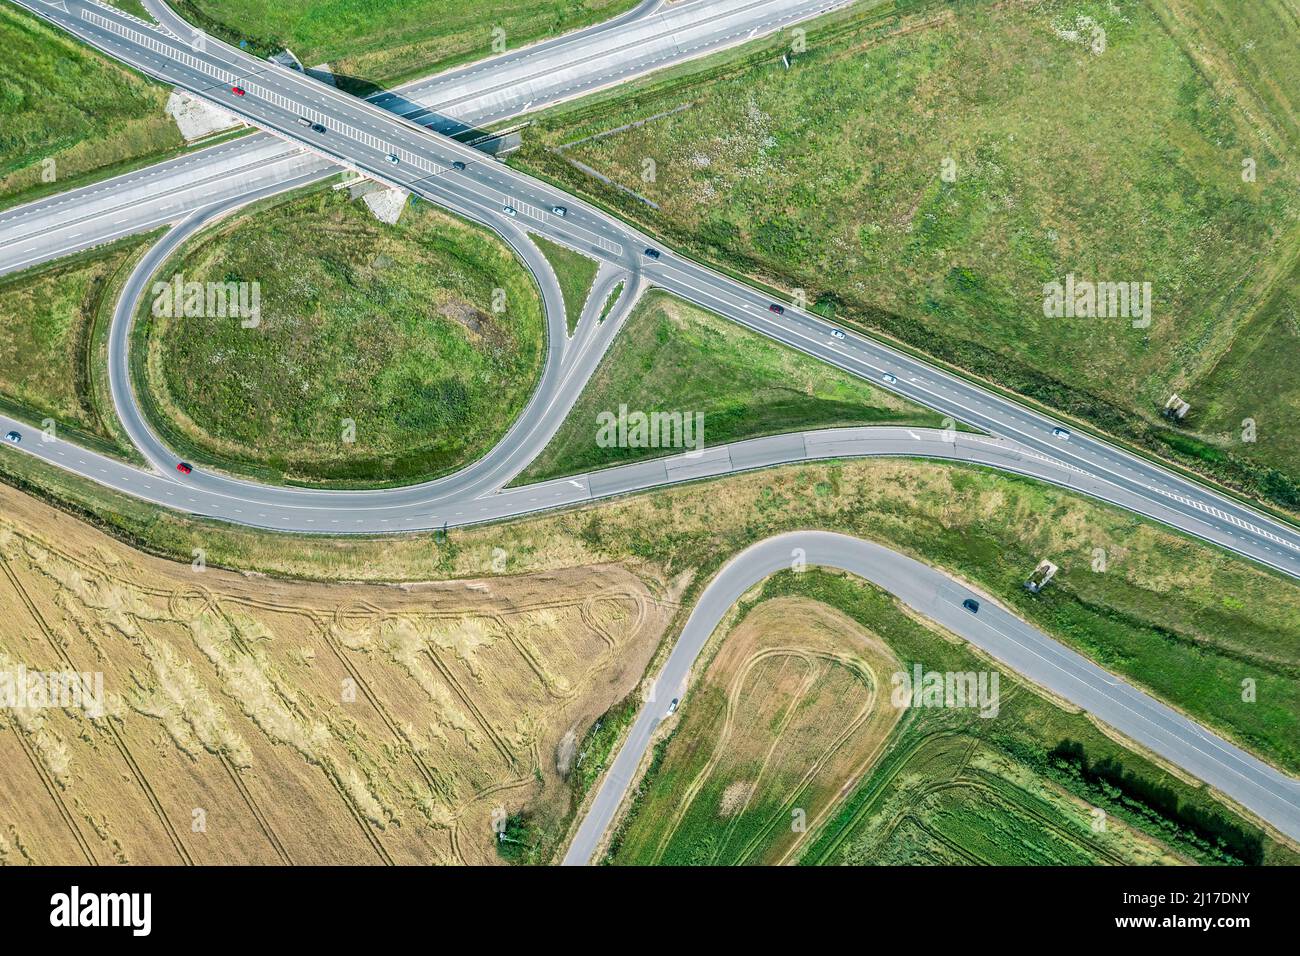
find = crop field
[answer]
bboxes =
[531,234,599,335]
[519,291,942,482]
[755,572,1295,866]
[0,236,155,459]
[511,0,1300,512]
[169,0,641,91]
[137,187,545,486]
[0,5,186,209]
[5,447,1300,787]
[608,597,903,865]
[0,483,674,865]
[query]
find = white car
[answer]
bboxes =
[882,372,897,384]
[386,153,400,165]
[1052,427,1071,440]
[503,205,517,217]
[830,329,846,340]
[666,698,679,716]
[551,205,567,217]
[3,431,20,445]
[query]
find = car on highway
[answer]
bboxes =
[667,698,679,716]
[296,116,312,128]
[451,161,466,171]
[643,248,660,259]
[3,431,20,445]
[310,122,327,134]
[768,303,785,315]
[962,598,980,614]
[502,205,517,217]
[830,328,846,339]
[882,372,897,384]
[175,461,193,475]
[231,85,245,96]
[1052,427,1071,440]
[551,205,567,217]
[386,153,400,165]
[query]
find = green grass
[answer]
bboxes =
[597,280,624,323]
[136,187,546,486]
[607,571,1298,865]
[168,0,641,92]
[509,0,1300,514]
[0,236,155,460]
[517,290,944,481]
[0,4,185,208]
[530,233,599,335]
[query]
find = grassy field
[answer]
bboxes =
[510,0,1300,513]
[530,234,599,335]
[611,575,1292,865]
[136,187,546,486]
[608,597,904,865]
[169,0,640,91]
[0,237,156,459]
[0,5,186,209]
[518,290,943,481]
[0,482,672,864]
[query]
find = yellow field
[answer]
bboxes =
[0,487,674,864]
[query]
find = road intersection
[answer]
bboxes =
[5,0,1300,858]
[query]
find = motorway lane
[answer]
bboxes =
[11,0,1300,585]
[0,0,847,276]
[562,531,1300,863]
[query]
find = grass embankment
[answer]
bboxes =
[136,188,545,486]
[4,444,1300,794]
[0,236,157,460]
[530,234,599,335]
[518,290,943,481]
[0,4,186,209]
[509,0,1300,514]
[610,578,1293,865]
[168,0,641,92]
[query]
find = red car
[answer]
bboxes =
[768,303,786,315]
[231,85,246,96]
[176,462,193,475]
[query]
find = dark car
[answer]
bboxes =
[310,122,327,133]
[176,462,193,475]
[644,248,660,259]
[962,598,980,614]
[768,303,785,315]
[451,161,466,171]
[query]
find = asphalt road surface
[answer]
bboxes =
[562,531,1300,863]
[10,0,1300,581]
[0,0,848,275]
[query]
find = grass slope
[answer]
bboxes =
[137,188,545,486]
[169,0,641,92]
[0,4,185,208]
[531,233,599,335]
[510,0,1300,513]
[518,290,943,481]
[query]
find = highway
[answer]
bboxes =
[5,0,1300,853]
[8,0,1299,581]
[0,0,850,276]
[561,532,1300,862]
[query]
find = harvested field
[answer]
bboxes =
[0,486,674,864]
